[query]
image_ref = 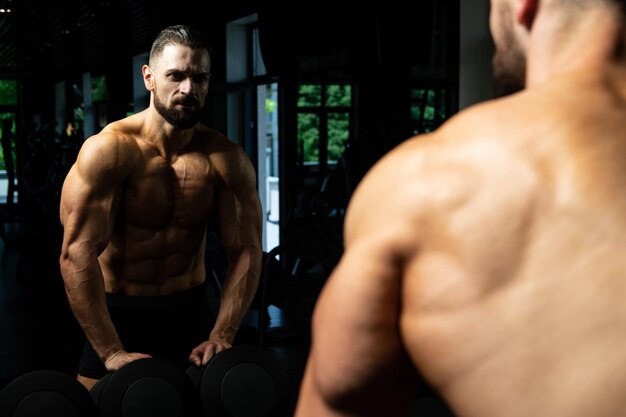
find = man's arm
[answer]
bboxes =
[190,143,263,365]
[59,134,149,371]
[294,144,421,417]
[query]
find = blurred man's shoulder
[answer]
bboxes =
[345,95,533,235]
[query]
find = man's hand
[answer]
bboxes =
[104,350,152,372]
[189,339,233,366]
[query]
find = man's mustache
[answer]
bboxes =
[173,97,200,107]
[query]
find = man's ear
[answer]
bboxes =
[142,64,154,91]
[516,0,539,30]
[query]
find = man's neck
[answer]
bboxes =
[142,108,194,161]
[527,5,625,88]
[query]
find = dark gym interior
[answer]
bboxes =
[0,0,494,415]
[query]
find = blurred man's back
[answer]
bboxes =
[295,1,626,416]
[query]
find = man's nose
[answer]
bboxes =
[179,77,193,94]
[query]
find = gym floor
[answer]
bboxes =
[0,216,312,417]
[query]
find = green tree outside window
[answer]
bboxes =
[0,113,16,171]
[0,80,17,106]
[298,113,320,163]
[0,79,18,171]
[297,83,352,164]
[328,112,349,162]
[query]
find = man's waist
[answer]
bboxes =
[105,280,208,309]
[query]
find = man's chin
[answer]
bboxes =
[171,119,199,130]
[166,108,201,129]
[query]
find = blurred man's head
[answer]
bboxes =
[489,0,625,98]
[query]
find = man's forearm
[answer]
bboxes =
[61,260,122,362]
[210,245,262,342]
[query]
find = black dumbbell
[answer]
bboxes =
[91,356,200,417]
[0,369,98,417]
[186,344,290,417]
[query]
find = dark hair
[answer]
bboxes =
[149,25,212,66]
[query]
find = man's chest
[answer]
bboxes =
[122,153,218,227]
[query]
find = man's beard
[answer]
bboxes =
[493,48,526,98]
[154,92,202,130]
[492,13,527,98]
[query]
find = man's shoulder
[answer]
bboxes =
[345,134,475,235]
[191,124,239,154]
[88,114,144,147]
[438,94,524,142]
[192,125,253,184]
[75,122,142,179]
[344,96,540,247]
[375,93,543,189]
[79,133,138,168]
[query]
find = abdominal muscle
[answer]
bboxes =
[98,221,209,296]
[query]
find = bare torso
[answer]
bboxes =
[397,69,626,417]
[96,116,225,295]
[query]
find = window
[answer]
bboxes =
[0,113,16,171]
[0,79,17,106]
[297,83,352,165]
[410,87,449,134]
[91,75,108,102]
[0,79,18,172]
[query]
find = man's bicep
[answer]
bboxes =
[60,146,123,253]
[216,150,263,251]
[308,243,409,408]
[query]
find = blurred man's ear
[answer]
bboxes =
[516,0,539,30]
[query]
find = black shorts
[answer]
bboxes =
[78,282,213,379]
